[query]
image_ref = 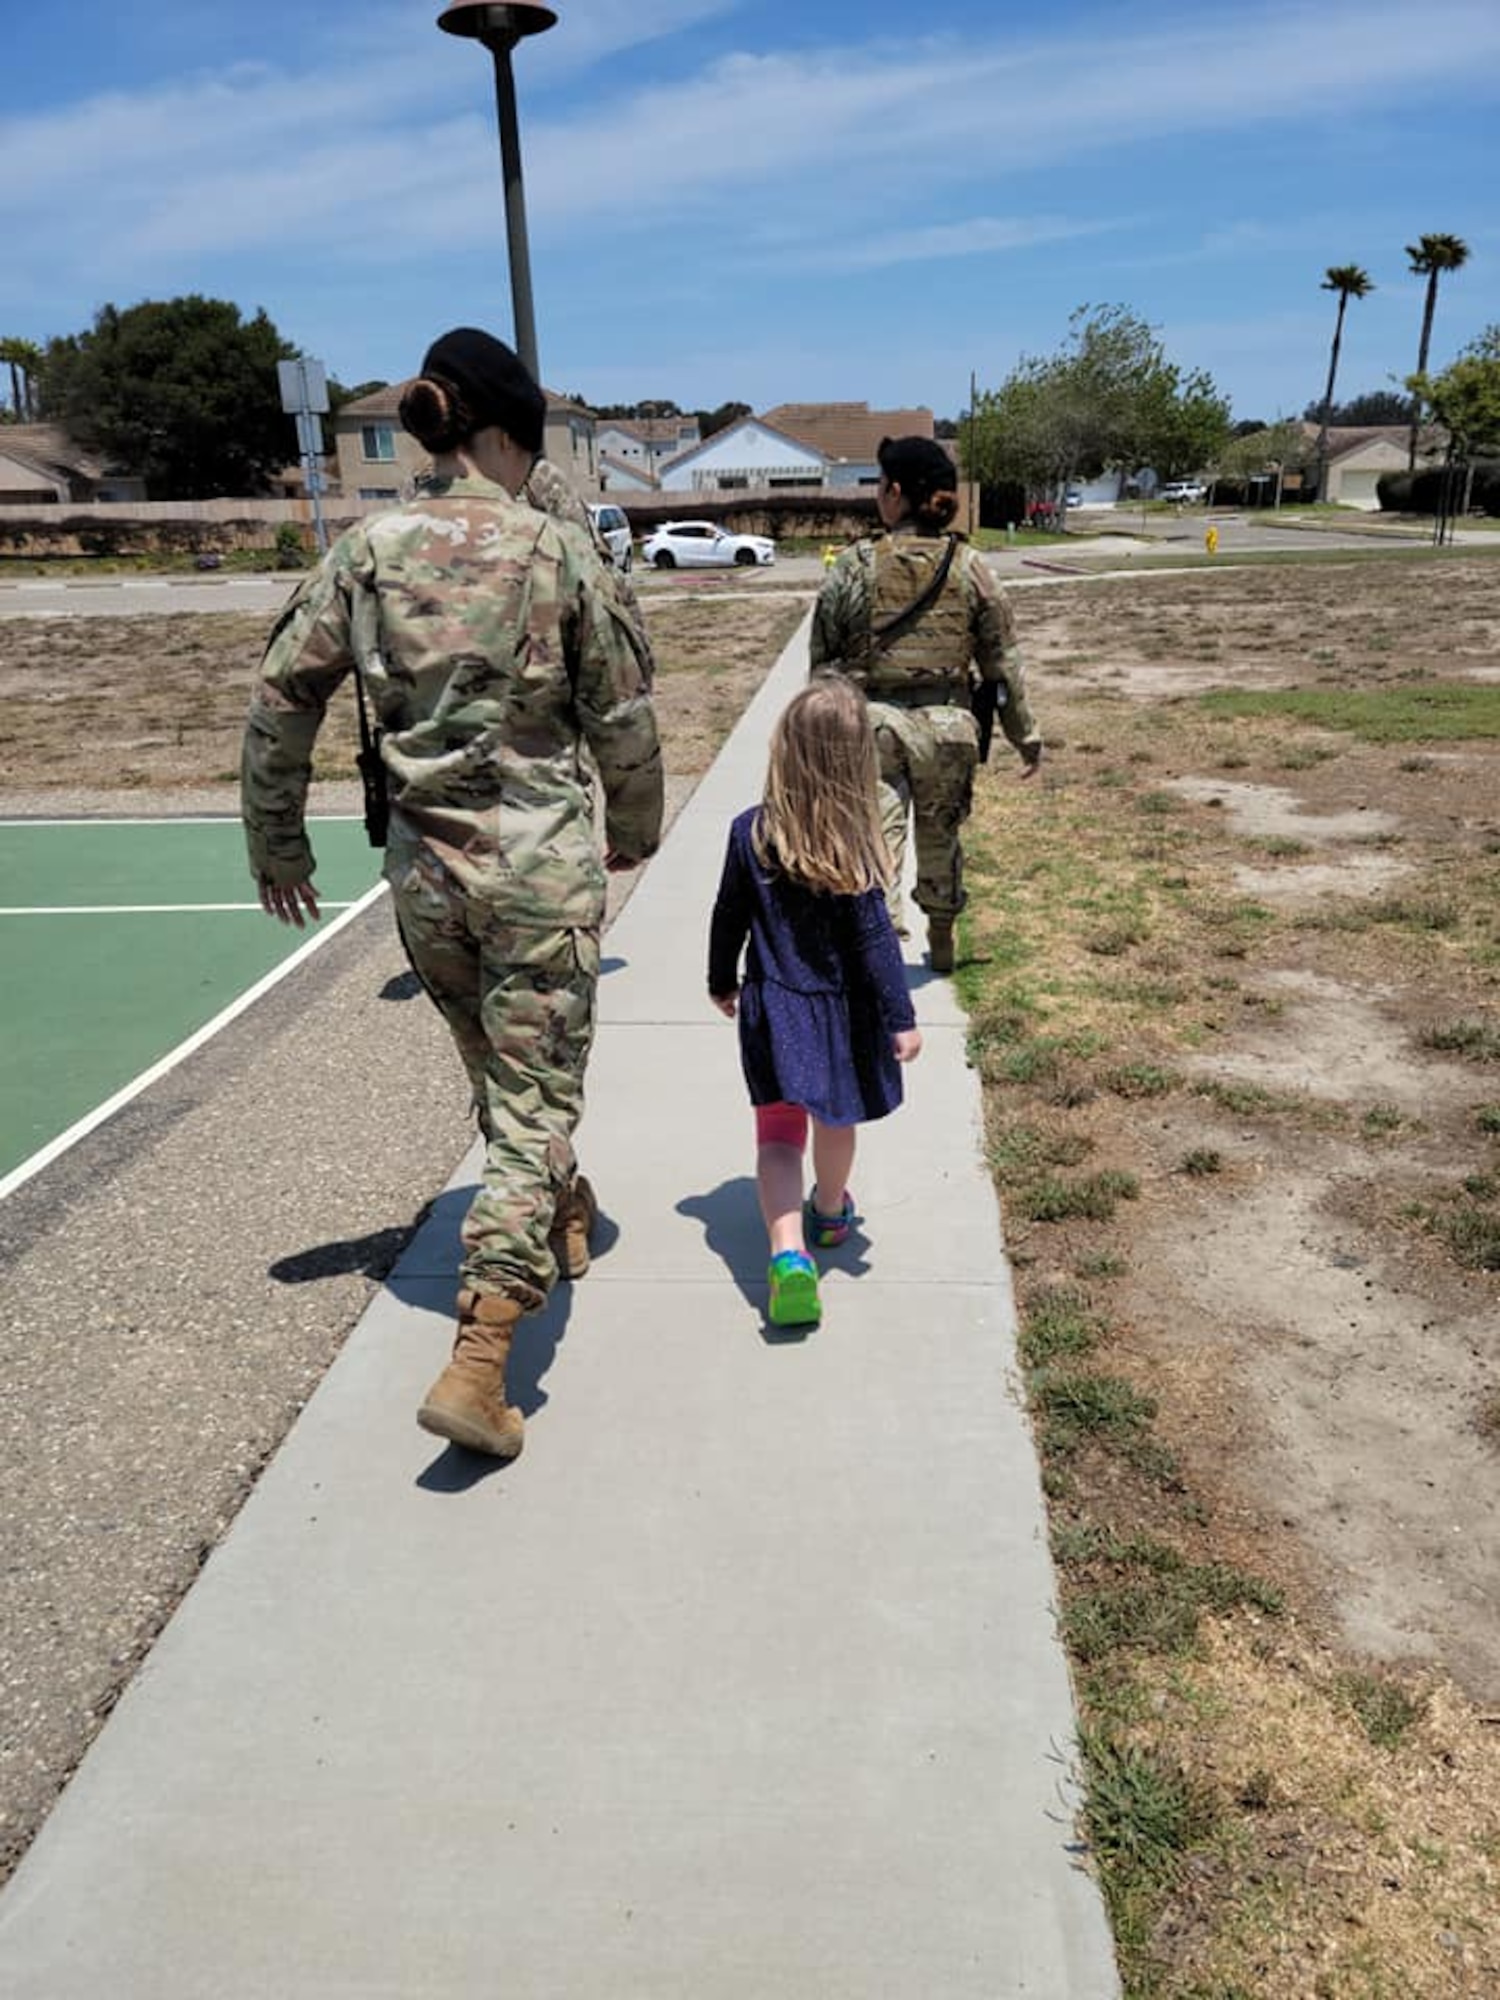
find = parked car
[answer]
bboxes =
[1159,480,1207,503]
[587,502,633,572]
[641,520,776,569]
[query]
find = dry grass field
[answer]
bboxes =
[964,549,1500,1996]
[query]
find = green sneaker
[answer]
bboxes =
[767,1250,821,1327]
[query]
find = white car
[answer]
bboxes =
[1159,480,1207,503]
[587,502,633,572]
[641,520,776,569]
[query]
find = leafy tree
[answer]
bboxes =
[1405,232,1470,467]
[1312,265,1374,500]
[1408,325,1500,458]
[1299,388,1410,427]
[696,400,751,440]
[965,304,1229,504]
[0,336,43,422]
[40,297,299,498]
[1214,419,1309,503]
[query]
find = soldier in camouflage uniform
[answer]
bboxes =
[523,454,654,688]
[810,435,1041,973]
[242,328,662,1460]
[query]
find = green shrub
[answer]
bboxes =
[274,521,309,568]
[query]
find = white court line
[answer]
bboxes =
[0,902,360,916]
[0,880,389,1204]
[0,814,363,827]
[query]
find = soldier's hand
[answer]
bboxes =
[1019,742,1043,780]
[258,874,322,928]
[604,847,642,873]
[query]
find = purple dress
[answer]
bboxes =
[708,807,916,1126]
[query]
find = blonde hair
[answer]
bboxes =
[753,678,891,895]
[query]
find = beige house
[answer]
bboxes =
[1305,423,1444,509]
[333,386,599,503]
[0,424,146,505]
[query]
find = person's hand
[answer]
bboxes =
[893,1027,923,1063]
[605,847,642,873]
[711,990,738,1019]
[258,875,321,928]
[1019,742,1043,780]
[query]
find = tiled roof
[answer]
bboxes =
[758,402,934,463]
[0,423,105,480]
[597,416,698,446]
[337,384,585,419]
[1299,422,1442,462]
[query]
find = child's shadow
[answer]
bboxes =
[676,1177,872,1347]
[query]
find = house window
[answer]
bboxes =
[358,486,399,501]
[361,425,397,462]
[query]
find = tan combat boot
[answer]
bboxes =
[927,919,955,974]
[548,1174,599,1281]
[417,1289,525,1458]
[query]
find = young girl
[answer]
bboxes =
[708,677,923,1327]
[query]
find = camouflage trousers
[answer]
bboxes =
[390,854,600,1310]
[869,698,980,926]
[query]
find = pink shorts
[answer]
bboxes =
[755,1101,808,1150]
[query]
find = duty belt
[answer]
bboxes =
[871,683,966,709]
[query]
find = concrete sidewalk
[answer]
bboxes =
[0,621,1119,1998]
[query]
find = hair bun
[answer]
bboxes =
[398,374,470,453]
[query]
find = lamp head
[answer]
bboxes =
[437,3,558,46]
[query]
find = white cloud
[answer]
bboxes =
[814,215,1122,275]
[4,0,1498,343]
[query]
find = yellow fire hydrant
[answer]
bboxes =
[821,543,838,569]
[1204,523,1219,557]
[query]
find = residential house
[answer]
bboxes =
[657,415,826,493]
[759,402,936,488]
[655,401,940,495]
[1303,424,1442,510]
[599,453,658,495]
[596,414,701,486]
[0,424,146,504]
[333,387,600,503]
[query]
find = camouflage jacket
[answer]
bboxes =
[809,528,1040,756]
[241,473,663,927]
[522,456,655,689]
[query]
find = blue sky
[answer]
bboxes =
[4,0,1499,424]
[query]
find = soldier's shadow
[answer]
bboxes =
[408,1192,620,1492]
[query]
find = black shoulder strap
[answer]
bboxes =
[870,534,961,654]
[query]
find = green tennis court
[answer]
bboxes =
[0,816,383,1186]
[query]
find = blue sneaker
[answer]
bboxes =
[768,1250,821,1327]
[804,1189,855,1249]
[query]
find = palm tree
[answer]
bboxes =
[0,336,43,422]
[1313,265,1374,502]
[1406,232,1470,469]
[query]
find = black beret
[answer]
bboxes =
[419,327,546,453]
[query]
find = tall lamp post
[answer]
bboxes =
[437,3,557,383]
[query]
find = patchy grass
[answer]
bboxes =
[1201,681,1500,744]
